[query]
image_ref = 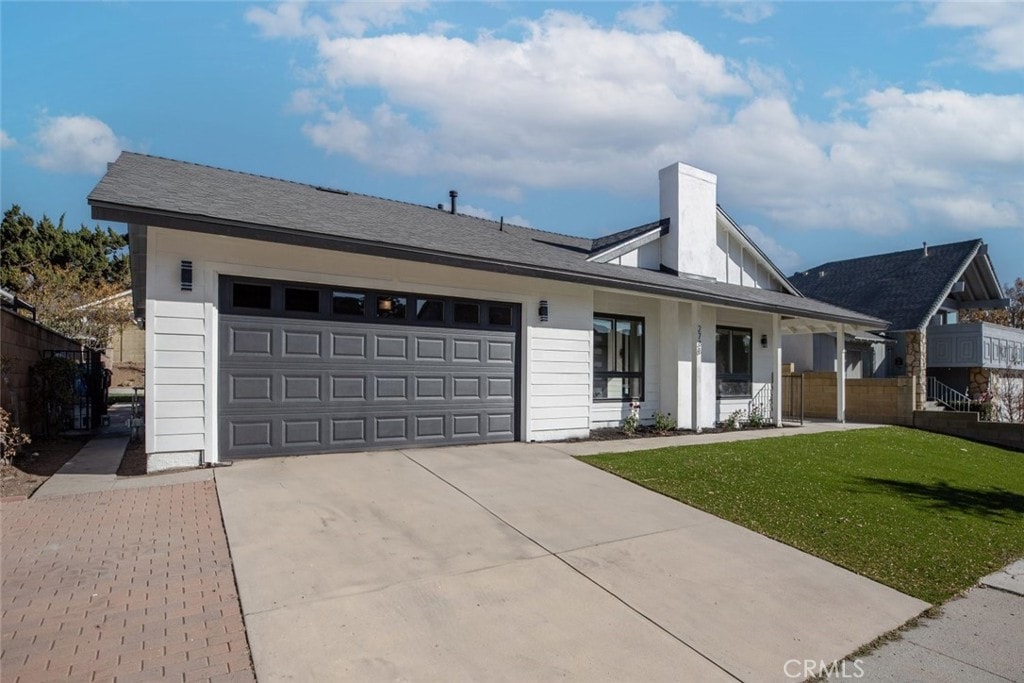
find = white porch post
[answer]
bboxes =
[773,314,783,426]
[836,323,847,423]
[692,302,703,432]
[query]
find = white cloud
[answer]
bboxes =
[247,0,428,39]
[288,88,322,114]
[926,1,1024,71]
[29,115,125,174]
[0,130,15,149]
[616,3,671,32]
[253,5,1024,236]
[721,2,775,25]
[448,203,532,228]
[740,224,801,273]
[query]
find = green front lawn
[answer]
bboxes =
[580,427,1024,605]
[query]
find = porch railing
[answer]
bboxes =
[926,376,992,421]
[748,377,774,425]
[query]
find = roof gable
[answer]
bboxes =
[790,240,1001,331]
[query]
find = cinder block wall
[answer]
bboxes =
[784,372,915,425]
[914,411,1024,452]
[1,308,84,431]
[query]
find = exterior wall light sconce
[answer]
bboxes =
[760,334,768,349]
[539,300,549,322]
[180,260,193,292]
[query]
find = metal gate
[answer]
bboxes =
[781,373,804,424]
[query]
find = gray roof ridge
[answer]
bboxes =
[589,219,667,253]
[795,237,984,275]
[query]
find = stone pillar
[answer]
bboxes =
[904,330,927,410]
[968,367,991,398]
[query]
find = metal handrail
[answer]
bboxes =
[926,376,970,411]
[748,377,773,423]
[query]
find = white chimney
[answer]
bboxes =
[659,162,719,280]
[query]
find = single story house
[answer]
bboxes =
[89,153,883,470]
[784,240,1012,408]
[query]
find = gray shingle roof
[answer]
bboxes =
[89,152,886,327]
[789,240,983,331]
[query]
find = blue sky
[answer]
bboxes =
[2,1,1022,283]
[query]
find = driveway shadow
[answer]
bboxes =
[854,477,1024,520]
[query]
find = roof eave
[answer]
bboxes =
[90,201,886,329]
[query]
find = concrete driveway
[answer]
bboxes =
[215,442,927,682]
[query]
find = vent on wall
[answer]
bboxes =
[181,260,193,291]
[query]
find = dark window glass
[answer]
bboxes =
[233,283,272,309]
[716,327,752,397]
[376,295,406,319]
[593,315,644,401]
[488,305,513,326]
[285,287,320,313]
[333,291,365,316]
[416,299,445,322]
[454,302,479,324]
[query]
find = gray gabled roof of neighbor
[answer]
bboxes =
[88,152,886,328]
[789,240,1005,332]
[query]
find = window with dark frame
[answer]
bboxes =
[416,299,445,322]
[332,291,365,316]
[284,287,320,313]
[453,302,479,325]
[233,282,272,309]
[716,326,752,398]
[222,277,517,333]
[593,315,644,402]
[376,295,407,319]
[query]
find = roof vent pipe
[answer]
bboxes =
[923,242,928,256]
[449,190,458,215]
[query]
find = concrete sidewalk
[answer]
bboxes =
[33,405,211,499]
[841,561,1024,682]
[550,419,887,457]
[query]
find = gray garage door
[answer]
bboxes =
[218,278,519,459]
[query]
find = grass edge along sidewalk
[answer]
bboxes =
[580,426,1024,605]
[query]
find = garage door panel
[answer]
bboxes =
[283,330,321,358]
[231,327,273,356]
[283,375,321,401]
[331,376,366,400]
[374,335,408,360]
[220,306,518,458]
[331,333,367,358]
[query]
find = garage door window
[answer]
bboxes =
[377,295,407,319]
[416,299,445,322]
[233,282,272,310]
[333,291,365,317]
[454,302,480,325]
[222,277,518,334]
[285,287,320,314]
[488,304,513,327]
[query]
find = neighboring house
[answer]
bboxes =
[76,289,146,364]
[89,153,883,470]
[785,240,1018,409]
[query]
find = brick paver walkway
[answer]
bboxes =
[1,481,255,682]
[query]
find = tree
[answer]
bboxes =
[1,205,132,347]
[959,277,1024,329]
[1,205,128,293]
